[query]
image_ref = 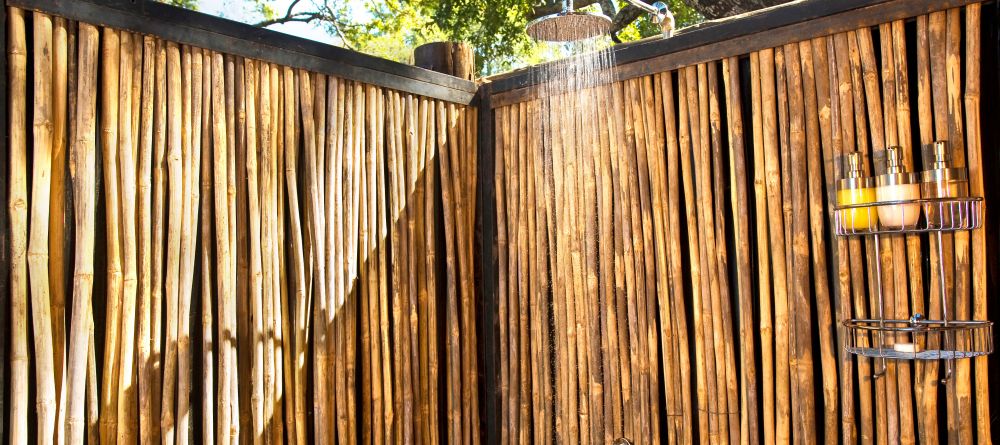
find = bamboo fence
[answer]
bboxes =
[4,8,480,444]
[491,4,993,444]
[3,2,998,445]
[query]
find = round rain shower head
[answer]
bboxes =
[525,11,612,42]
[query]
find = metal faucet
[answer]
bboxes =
[621,0,675,37]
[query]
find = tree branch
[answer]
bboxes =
[253,11,322,27]
[530,0,602,19]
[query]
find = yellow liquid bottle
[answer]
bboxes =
[837,152,877,231]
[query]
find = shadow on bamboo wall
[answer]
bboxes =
[488,3,998,444]
[2,7,480,444]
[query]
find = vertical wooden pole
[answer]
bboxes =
[65,23,100,445]
[26,11,59,445]
[964,5,991,444]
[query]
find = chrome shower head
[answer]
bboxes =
[525,10,612,42]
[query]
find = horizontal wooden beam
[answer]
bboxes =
[9,0,479,104]
[488,0,986,108]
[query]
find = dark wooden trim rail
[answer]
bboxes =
[5,0,479,104]
[487,0,985,107]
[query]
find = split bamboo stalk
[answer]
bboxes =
[617,78,647,444]
[798,39,838,445]
[282,65,308,445]
[441,101,464,445]
[450,103,478,445]
[556,89,579,442]
[25,11,59,445]
[928,12,957,444]
[258,60,277,445]
[413,94,429,445]
[595,83,621,445]
[99,27,125,445]
[964,5,991,444]
[151,37,168,445]
[87,312,99,445]
[358,88,372,445]
[565,88,590,445]
[412,96,424,441]
[774,51,795,445]
[244,59,265,445]
[50,19,71,440]
[261,61,277,445]
[641,76,669,445]
[416,95,430,444]
[888,20,923,445]
[236,56,252,445]
[162,39,184,445]
[335,81,354,445]
[280,67,291,443]
[676,68,710,445]
[346,81,364,445]
[813,34,856,445]
[364,84,384,445]
[388,90,403,444]
[269,63,282,445]
[607,81,632,443]
[314,72,334,441]
[708,64,740,445]
[376,89,393,441]
[698,63,728,445]
[876,23,916,445]
[6,7,28,445]
[398,94,415,444]
[856,28,900,445]
[626,77,658,445]
[375,89,393,444]
[749,51,776,445]
[522,99,536,445]
[913,16,939,443]
[579,88,600,445]
[506,100,521,445]
[723,55,760,445]
[423,95,441,445]
[494,104,510,445]
[660,71,694,445]
[833,31,875,445]
[528,98,552,445]
[945,10,973,445]
[324,75,344,445]
[543,95,564,445]
[116,30,141,445]
[137,33,157,445]
[176,45,199,445]
[760,47,792,445]
[784,42,818,445]
[199,49,216,445]
[387,90,405,444]
[224,56,240,445]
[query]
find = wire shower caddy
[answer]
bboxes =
[833,196,993,382]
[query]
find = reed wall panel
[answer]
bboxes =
[3,8,480,444]
[489,3,996,444]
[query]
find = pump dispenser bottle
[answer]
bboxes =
[920,141,969,227]
[875,147,921,228]
[837,152,877,230]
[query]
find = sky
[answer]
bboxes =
[196,0,369,46]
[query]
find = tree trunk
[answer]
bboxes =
[686,0,790,19]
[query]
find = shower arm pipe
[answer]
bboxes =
[620,0,659,16]
[619,0,674,35]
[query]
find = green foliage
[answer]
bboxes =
[166,0,703,77]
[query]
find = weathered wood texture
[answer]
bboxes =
[4,9,479,444]
[489,3,995,444]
